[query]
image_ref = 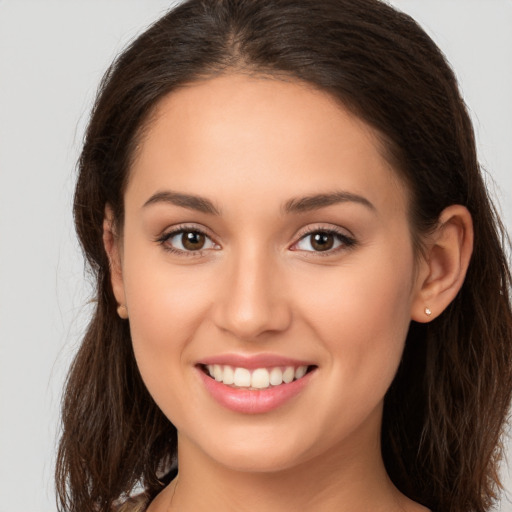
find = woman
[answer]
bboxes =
[56,0,512,511]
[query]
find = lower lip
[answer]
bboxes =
[197,367,315,414]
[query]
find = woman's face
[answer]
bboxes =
[112,74,425,472]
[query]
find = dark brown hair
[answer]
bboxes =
[56,1,512,511]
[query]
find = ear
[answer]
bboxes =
[103,205,127,315]
[411,205,473,322]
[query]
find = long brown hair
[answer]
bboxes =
[56,1,512,511]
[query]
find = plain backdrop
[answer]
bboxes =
[0,1,511,511]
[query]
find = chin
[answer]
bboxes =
[185,425,314,474]
[210,447,305,474]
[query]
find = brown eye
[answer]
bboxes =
[182,231,206,250]
[294,229,356,254]
[160,228,218,254]
[310,232,334,251]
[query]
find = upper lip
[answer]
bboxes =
[197,353,315,369]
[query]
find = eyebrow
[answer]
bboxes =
[143,190,221,215]
[142,189,375,216]
[283,191,375,214]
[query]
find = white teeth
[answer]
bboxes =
[251,368,270,389]
[269,367,283,386]
[282,366,295,383]
[205,364,309,389]
[213,364,223,382]
[295,366,307,379]
[233,367,251,387]
[223,365,234,385]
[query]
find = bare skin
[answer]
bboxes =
[104,74,473,512]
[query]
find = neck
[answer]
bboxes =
[173,447,396,512]
[157,413,423,512]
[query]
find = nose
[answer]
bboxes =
[212,246,292,340]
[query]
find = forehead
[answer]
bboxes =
[127,74,407,216]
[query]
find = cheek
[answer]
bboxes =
[121,225,214,344]
[301,247,415,394]
[120,242,216,400]
[123,267,215,424]
[127,268,211,350]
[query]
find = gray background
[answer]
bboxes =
[0,1,511,510]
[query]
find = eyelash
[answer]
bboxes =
[292,226,357,256]
[155,224,219,256]
[155,225,357,257]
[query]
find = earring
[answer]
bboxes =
[117,304,129,319]
[425,307,432,317]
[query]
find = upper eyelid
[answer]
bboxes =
[294,223,355,240]
[158,223,216,240]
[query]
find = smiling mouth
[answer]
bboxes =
[200,364,316,390]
